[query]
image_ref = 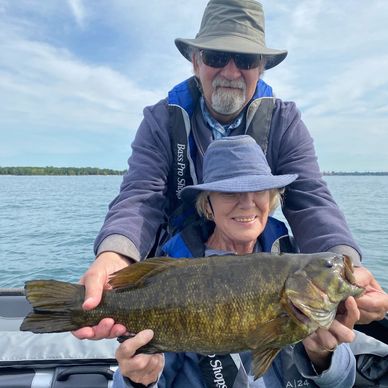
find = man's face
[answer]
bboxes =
[193,50,261,124]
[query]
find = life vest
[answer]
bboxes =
[162,216,294,258]
[165,76,276,238]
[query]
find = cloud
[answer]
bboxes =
[67,0,86,28]
[302,55,388,117]
[260,0,388,171]
[0,0,207,139]
[264,1,388,97]
[1,0,388,170]
[0,31,165,135]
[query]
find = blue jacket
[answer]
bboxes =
[162,216,290,259]
[113,218,356,388]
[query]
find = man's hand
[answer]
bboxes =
[72,251,131,340]
[116,330,164,386]
[353,267,388,324]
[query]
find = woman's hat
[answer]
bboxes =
[180,135,297,203]
[175,0,287,70]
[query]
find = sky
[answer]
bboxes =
[0,0,387,171]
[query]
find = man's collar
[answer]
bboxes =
[199,96,244,140]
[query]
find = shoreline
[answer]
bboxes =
[1,167,388,176]
[0,167,125,176]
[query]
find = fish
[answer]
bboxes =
[20,252,364,379]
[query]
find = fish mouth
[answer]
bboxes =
[285,295,335,329]
[282,254,364,330]
[283,278,335,329]
[287,300,312,325]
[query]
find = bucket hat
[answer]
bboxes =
[181,135,297,203]
[175,0,287,70]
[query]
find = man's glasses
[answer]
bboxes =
[200,49,262,70]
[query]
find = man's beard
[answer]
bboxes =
[211,77,247,115]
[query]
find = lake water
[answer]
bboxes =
[0,175,387,290]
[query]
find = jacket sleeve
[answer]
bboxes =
[112,370,159,388]
[293,342,356,387]
[94,99,172,260]
[268,100,361,263]
[112,353,184,388]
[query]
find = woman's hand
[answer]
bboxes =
[302,296,360,373]
[116,330,165,386]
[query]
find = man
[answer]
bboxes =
[74,0,387,341]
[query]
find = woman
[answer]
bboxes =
[113,135,359,388]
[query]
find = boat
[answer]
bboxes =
[0,288,118,388]
[1,287,387,387]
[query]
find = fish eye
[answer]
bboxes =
[325,260,333,268]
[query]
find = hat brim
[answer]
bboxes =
[175,36,287,70]
[181,173,297,204]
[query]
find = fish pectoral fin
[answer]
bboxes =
[109,257,191,290]
[248,316,289,349]
[117,333,136,343]
[134,341,163,355]
[246,316,289,379]
[252,347,281,380]
[117,335,162,354]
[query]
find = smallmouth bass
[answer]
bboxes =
[20,252,363,378]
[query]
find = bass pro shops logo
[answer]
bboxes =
[176,143,186,199]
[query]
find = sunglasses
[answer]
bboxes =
[200,49,262,70]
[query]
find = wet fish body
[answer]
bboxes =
[21,252,363,378]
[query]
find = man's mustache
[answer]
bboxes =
[212,77,246,91]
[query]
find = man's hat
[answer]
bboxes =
[180,135,297,203]
[175,0,287,70]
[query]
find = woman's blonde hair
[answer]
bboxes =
[196,189,283,220]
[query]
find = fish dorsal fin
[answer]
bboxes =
[109,257,189,290]
[252,347,281,379]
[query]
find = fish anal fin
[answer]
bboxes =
[252,347,281,379]
[109,257,190,290]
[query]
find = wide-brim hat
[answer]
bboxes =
[175,0,287,70]
[181,135,297,204]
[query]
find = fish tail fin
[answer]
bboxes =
[20,280,85,333]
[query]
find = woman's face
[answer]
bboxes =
[207,191,270,250]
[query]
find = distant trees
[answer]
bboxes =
[0,166,126,175]
[322,171,388,176]
[1,167,387,176]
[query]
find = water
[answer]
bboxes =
[275,175,388,291]
[0,175,387,290]
[0,176,122,287]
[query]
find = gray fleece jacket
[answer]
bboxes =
[94,84,361,264]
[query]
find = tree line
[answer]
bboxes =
[323,171,388,176]
[0,166,126,176]
[1,166,387,176]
